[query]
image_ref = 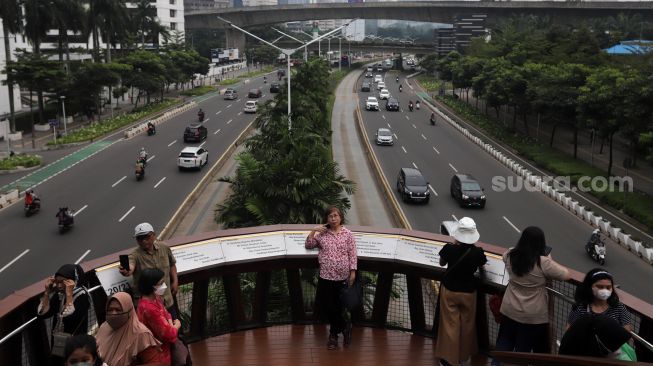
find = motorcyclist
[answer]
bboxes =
[263,76,267,84]
[430,112,436,125]
[139,147,148,163]
[416,100,420,110]
[135,160,145,178]
[56,207,74,226]
[399,84,403,92]
[147,121,156,135]
[25,189,40,209]
[408,100,414,111]
[198,109,205,122]
[396,76,399,83]
[586,229,602,252]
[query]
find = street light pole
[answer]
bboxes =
[60,96,67,136]
[338,36,342,72]
[217,17,354,131]
[272,28,308,62]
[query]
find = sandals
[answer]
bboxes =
[327,334,338,350]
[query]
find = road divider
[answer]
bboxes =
[124,101,197,139]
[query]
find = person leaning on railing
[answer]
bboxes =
[434,217,487,366]
[305,205,357,351]
[566,269,633,332]
[491,227,570,366]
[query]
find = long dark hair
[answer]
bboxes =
[574,268,620,307]
[138,268,164,296]
[508,226,546,277]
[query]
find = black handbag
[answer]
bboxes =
[340,275,362,311]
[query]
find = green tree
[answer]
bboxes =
[247,45,281,65]
[120,50,166,107]
[23,0,54,124]
[71,62,130,121]
[1,0,23,132]
[96,0,128,62]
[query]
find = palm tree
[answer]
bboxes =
[50,0,87,64]
[94,0,128,62]
[23,0,54,125]
[1,0,23,133]
[132,0,157,47]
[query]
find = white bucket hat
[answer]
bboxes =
[453,217,480,244]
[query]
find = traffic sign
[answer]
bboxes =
[48,118,60,127]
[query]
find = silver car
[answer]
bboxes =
[375,128,393,146]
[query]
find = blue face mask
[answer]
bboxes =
[70,363,93,366]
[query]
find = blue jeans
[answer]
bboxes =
[492,316,549,366]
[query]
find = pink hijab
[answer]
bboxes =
[96,292,161,366]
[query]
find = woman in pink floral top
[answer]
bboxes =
[305,206,357,350]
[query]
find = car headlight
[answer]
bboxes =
[425,191,430,195]
[404,189,412,194]
[481,195,486,199]
[462,194,469,200]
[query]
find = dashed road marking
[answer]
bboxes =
[146,155,155,162]
[503,216,521,233]
[227,119,233,125]
[412,162,419,170]
[433,146,440,155]
[421,134,427,140]
[168,140,177,147]
[0,249,30,273]
[214,129,221,135]
[112,176,127,188]
[74,250,91,265]
[401,146,407,154]
[227,104,232,108]
[118,206,135,222]
[73,205,88,217]
[449,163,458,173]
[405,115,410,121]
[154,177,166,189]
[428,184,439,196]
[216,110,222,115]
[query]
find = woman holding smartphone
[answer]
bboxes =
[305,206,357,350]
[492,226,570,365]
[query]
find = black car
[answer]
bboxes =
[361,82,371,92]
[450,173,486,208]
[269,83,281,93]
[396,168,430,203]
[385,97,400,111]
[248,88,262,98]
[183,123,208,143]
[365,72,373,78]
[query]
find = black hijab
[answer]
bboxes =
[55,264,86,288]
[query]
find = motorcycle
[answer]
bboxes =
[408,103,414,112]
[198,111,205,122]
[137,156,147,168]
[396,77,399,83]
[56,207,74,234]
[416,101,420,110]
[25,200,41,217]
[585,230,606,265]
[147,125,156,136]
[135,166,145,181]
[430,115,436,126]
[399,85,403,93]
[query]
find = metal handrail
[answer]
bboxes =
[0,285,102,346]
[546,286,653,353]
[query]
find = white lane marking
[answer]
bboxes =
[199,141,206,148]
[227,119,233,124]
[428,184,439,196]
[202,118,210,123]
[412,124,416,129]
[452,214,458,221]
[215,110,222,115]
[168,140,177,147]
[214,129,221,135]
[382,115,386,120]
[237,112,242,116]
[112,176,127,188]
[503,216,521,233]
[393,133,398,139]
[74,250,91,265]
[146,155,155,162]
[449,163,458,173]
[408,82,414,90]
[412,162,419,170]
[118,206,135,222]
[421,134,427,140]
[405,115,410,120]
[387,123,392,129]
[401,146,407,154]
[433,146,440,155]
[0,249,30,273]
[227,104,232,108]
[154,177,166,189]
[73,205,88,217]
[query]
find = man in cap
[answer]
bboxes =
[435,217,488,366]
[119,222,178,317]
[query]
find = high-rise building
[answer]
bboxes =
[242,0,277,5]
[185,0,230,10]
[434,27,455,58]
[0,23,30,121]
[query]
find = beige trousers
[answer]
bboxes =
[434,286,478,365]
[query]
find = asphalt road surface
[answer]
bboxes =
[0,77,274,299]
[357,65,653,304]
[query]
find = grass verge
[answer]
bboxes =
[47,99,180,146]
[180,85,215,97]
[416,77,653,238]
[0,154,41,170]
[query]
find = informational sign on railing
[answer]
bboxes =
[95,230,508,296]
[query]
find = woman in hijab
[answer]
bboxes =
[96,292,166,366]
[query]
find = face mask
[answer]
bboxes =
[593,288,612,301]
[154,282,167,296]
[70,363,93,366]
[106,311,130,330]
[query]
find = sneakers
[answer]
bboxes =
[343,322,352,348]
[327,334,338,350]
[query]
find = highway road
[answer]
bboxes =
[357,63,653,304]
[0,77,274,299]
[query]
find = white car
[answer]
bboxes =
[377,81,386,91]
[374,74,383,83]
[379,88,390,100]
[178,147,208,171]
[365,96,379,111]
[375,128,394,145]
[244,100,257,113]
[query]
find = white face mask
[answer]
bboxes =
[154,282,167,296]
[593,288,612,301]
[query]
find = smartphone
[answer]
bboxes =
[324,223,330,229]
[119,255,130,271]
[543,246,552,256]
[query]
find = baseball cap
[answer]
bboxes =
[134,222,154,237]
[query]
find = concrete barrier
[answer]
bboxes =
[584,210,593,223]
[600,220,611,233]
[576,205,585,218]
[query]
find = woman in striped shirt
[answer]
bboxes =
[566,268,632,332]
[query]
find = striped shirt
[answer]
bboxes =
[567,302,632,327]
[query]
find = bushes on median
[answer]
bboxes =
[0,154,41,170]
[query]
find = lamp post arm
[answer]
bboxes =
[217,16,284,53]
[301,20,355,49]
[272,28,306,45]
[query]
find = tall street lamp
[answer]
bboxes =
[218,17,354,131]
[272,27,308,61]
[60,96,67,136]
